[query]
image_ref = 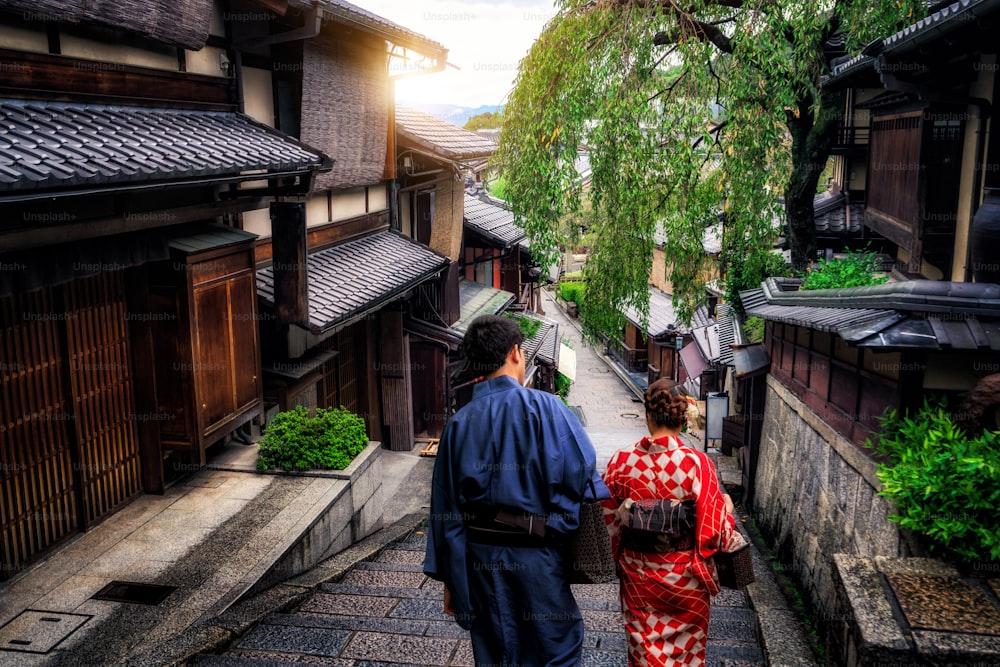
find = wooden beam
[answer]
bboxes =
[0,48,236,108]
[0,198,267,252]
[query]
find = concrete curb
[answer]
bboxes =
[129,512,427,667]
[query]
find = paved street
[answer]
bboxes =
[194,286,768,666]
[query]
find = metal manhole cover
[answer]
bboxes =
[91,581,177,606]
[588,367,609,373]
[621,413,640,419]
[0,610,91,654]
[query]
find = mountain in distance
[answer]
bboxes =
[397,102,502,128]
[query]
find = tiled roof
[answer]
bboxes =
[624,287,691,337]
[0,100,330,198]
[454,280,515,333]
[518,312,559,367]
[305,0,447,60]
[396,107,496,163]
[464,194,526,247]
[256,230,449,334]
[742,277,1000,350]
[828,0,996,80]
[653,220,723,255]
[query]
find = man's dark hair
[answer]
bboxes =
[463,315,525,375]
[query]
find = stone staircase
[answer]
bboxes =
[193,527,766,666]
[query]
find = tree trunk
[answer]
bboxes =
[785,89,842,271]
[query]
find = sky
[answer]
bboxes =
[361,0,559,109]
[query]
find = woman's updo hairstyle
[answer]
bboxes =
[644,378,691,429]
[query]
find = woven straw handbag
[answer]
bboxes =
[567,481,616,584]
[713,543,755,589]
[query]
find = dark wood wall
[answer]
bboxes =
[766,322,901,447]
[866,110,924,253]
[1,272,142,579]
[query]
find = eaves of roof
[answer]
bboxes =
[743,278,1000,351]
[463,194,526,247]
[303,0,448,62]
[0,99,331,202]
[761,277,1000,317]
[826,0,1000,83]
[396,106,496,164]
[518,311,559,366]
[624,287,690,337]
[454,280,516,333]
[256,229,449,334]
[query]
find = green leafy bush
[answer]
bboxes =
[257,405,368,471]
[560,281,586,304]
[743,316,764,344]
[555,371,572,406]
[801,250,888,291]
[871,401,1000,562]
[505,313,542,339]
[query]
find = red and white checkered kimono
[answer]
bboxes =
[602,435,739,667]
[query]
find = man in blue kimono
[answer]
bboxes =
[424,314,609,667]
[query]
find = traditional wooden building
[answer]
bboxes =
[233,1,450,454]
[462,194,540,312]
[823,0,1000,280]
[392,106,496,438]
[0,0,451,577]
[0,0,335,578]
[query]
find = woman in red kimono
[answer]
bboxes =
[602,379,745,667]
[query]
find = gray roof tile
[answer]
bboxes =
[0,100,329,196]
[828,0,995,80]
[464,194,526,247]
[307,0,447,59]
[257,230,449,333]
[454,280,515,332]
[624,287,691,337]
[396,107,496,163]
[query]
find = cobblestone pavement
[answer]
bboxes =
[194,287,767,666]
[194,528,765,666]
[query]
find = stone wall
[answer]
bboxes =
[244,441,384,597]
[753,375,902,615]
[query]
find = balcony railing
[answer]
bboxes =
[606,339,648,373]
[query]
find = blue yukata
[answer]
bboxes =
[424,374,609,667]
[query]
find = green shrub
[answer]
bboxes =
[743,316,764,344]
[800,250,888,291]
[555,371,572,406]
[871,401,1000,562]
[506,313,542,339]
[257,405,368,471]
[560,281,586,304]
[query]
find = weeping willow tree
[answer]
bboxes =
[496,0,925,336]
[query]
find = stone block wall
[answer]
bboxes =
[753,375,902,615]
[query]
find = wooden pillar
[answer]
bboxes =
[270,202,308,323]
[379,309,414,450]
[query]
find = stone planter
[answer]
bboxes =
[567,301,579,317]
[830,555,1000,666]
[244,441,384,597]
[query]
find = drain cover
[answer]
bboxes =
[91,581,176,605]
[621,413,640,419]
[0,610,91,654]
